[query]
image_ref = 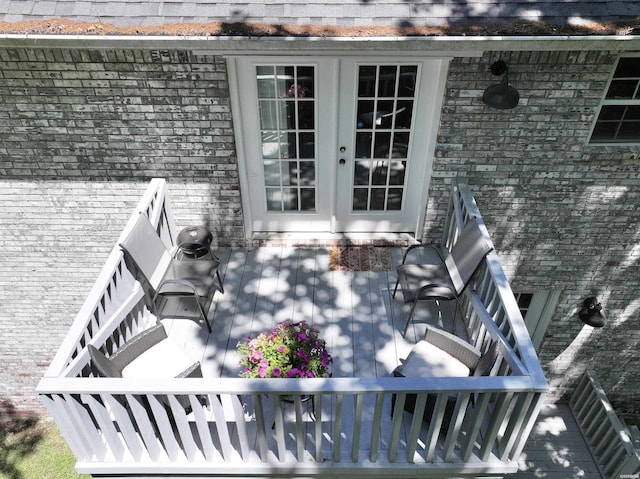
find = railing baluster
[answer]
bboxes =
[480,391,514,461]
[425,393,447,462]
[333,394,343,462]
[369,393,385,462]
[43,394,93,460]
[252,393,269,461]
[147,394,183,461]
[314,393,323,462]
[82,393,127,461]
[102,394,147,461]
[210,393,234,461]
[229,394,250,461]
[406,393,427,462]
[126,394,167,461]
[167,395,200,461]
[189,395,218,462]
[443,392,470,461]
[351,394,364,462]
[272,395,287,462]
[294,395,305,461]
[388,393,405,463]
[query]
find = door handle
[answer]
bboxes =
[339,158,346,165]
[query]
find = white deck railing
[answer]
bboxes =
[37,179,548,478]
[570,369,640,479]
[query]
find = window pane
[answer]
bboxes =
[259,100,278,129]
[388,161,406,185]
[598,106,625,121]
[357,100,376,128]
[395,100,414,129]
[371,162,388,186]
[299,132,314,158]
[355,132,372,158]
[606,80,638,99]
[374,132,391,158]
[300,188,315,210]
[378,66,397,97]
[353,188,368,210]
[298,102,314,129]
[358,66,377,97]
[276,66,294,98]
[299,161,315,185]
[262,132,280,158]
[591,122,618,140]
[387,188,403,210]
[282,188,298,210]
[614,57,640,78]
[354,161,370,185]
[392,132,409,158]
[263,161,280,186]
[370,188,386,210]
[625,106,640,120]
[377,100,395,128]
[266,188,281,211]
[284,161,298,186]
[297,66,315,98]
[618,121,640,138]
[398,66,418,97]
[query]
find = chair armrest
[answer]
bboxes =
[88,345,123,377]
[400,243,446,266]
[177,361,203,378]
[424,325,481,370]
[110,324,167,371]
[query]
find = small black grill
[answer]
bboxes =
[176,226,213,259]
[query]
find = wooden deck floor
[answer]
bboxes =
[164,246,603,478]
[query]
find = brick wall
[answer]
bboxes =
[0,47,244,414]
[428,51,640,419]
[1,46,639,421]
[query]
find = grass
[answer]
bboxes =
[1,415,88,479]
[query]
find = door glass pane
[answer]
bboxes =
[352,64,417,212]
[257,64,317,212]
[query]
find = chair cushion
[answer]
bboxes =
[400,340,471,378]
[121,337,199,379]
[396,263,456,303]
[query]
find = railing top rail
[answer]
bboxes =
[43,178,168,377]
[452,180,547,389]
[37,374,547,395]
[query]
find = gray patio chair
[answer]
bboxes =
[120,214,221,333]
[392,219,493,337]
[88,323,202,411]
[392,325,499,431]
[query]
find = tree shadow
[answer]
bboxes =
[0,399,43,479]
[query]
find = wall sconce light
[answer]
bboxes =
[482,60,520,110]
[578,296,606,328]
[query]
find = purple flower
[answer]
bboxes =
[272,367,282,377]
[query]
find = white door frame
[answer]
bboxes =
[228,56,450,238]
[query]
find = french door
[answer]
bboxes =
[231,56,447,234]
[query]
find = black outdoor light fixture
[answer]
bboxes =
[578,296,607,328]
[483,60,520,110]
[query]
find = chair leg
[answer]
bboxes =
[392,278,400,299]
[216,270,224,294]
[451,299,459,334]
[402,301,418,338]
[195,297,212,334]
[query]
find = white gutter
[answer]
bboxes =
[0,33,639,55]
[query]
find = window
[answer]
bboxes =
[256,65,317,212]
[590,57,640,144]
